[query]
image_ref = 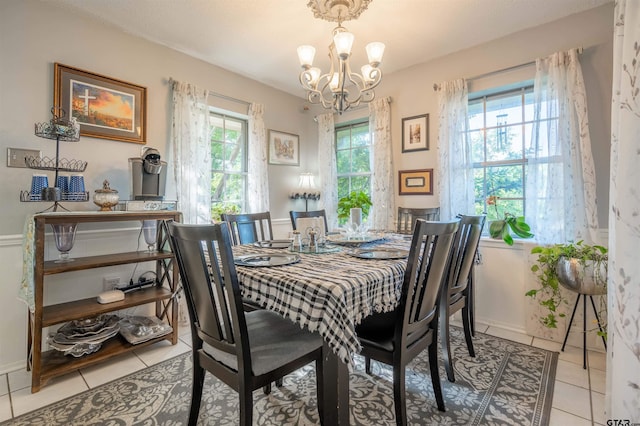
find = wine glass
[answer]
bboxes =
[142,220,157,253]
[51,223,77,262]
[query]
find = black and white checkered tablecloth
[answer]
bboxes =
[234,235,411,365]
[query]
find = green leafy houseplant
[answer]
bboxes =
[486,195,534,245]
[528,240,608,336]
[337,191,372,222]
[211,203,241,222]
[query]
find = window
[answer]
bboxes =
[468,85,550,224]
[209,111,248,220]
[336,120,372,199]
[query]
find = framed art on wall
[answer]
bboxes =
[399,169,433,195]
[268,130,300,166]
[401,114,429,153]
[54,63,147,144]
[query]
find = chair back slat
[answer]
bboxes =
[401,219,459,337]
[221,212,273,245]
[446,215,486,297]
[397,207,440,234]
[289,209,329,233]
[168,222,248,355]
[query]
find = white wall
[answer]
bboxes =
[0,1,614,372]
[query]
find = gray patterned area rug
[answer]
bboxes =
[6,328,557,425]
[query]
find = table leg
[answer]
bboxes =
[321,341,350,425]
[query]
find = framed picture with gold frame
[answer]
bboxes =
[54,63,147,144]
[399,169,433,195]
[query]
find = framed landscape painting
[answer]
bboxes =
[399,169,433,195]
[401,114,429,153]
[54,63,147,144]
[268,130,299,166]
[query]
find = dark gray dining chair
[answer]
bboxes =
[356,218,460,426]
[289,209,329,233]
[168,221,324,426]
[396,207,440,234]
[439,214,486,382]
[221,211,273,245]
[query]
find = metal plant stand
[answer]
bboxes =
[556,256,607,369]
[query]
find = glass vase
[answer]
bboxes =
[51,223,77,262]
[142,220,157,253]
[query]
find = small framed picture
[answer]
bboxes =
[401,114,429,153]
[54,63,147,144]
[268,130,299,166]
[399,169,433,195]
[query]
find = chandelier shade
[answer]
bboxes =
[298,0,385,114]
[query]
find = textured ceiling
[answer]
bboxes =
[44,0,611,97]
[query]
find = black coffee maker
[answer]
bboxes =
[129,147,167,200]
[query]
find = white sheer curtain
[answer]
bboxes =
[369,97,394,230]
[437,79,474,220]
[170,80,211,224]
[316,113,338,230]
[526,48,598,244]
[607,0,640,418]
[247,103,269,213]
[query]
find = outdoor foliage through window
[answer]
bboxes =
[210,111,247,221]
[469,85,545,229]
[336,121,372,201]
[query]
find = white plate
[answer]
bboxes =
[326,234,384,246]
[346,248,409,260]
[253,240,291,249]
[235,253,301,267]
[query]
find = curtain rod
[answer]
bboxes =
[432,47,583,91]
[167,77,251,106]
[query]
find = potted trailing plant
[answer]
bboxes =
[486,195,534,245]
[337,191,372,224]
[528,240,608,336]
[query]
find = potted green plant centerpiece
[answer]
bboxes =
[486,195,534,245]
[337,191,372,225]
[528,240,608,337]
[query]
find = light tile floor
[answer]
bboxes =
[0,322,606,424]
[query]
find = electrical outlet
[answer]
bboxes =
[7,148,41,168]
[102,276,121,291]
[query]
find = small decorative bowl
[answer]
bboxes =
[93,180,119,211]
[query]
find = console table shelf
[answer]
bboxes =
[28,210,182,393]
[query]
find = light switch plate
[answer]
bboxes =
[7,148,41,168]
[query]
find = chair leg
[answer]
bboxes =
[468,271,476,337]
[315,359,324,425]
[462,303,475,358]
[263,383,272,395]
[239,384,253,426]
[393,365,407,426]
[365,356,372,374]
[440,306,455,382]
[276,377,283,387]
[428,339,446,412]
[188,360,205,426]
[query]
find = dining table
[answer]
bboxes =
[232,232,412,425]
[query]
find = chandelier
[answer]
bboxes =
[297,0,385,114]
